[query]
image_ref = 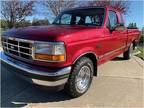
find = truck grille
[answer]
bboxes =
[1,37,34,60]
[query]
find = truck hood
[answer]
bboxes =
[3,25,99,42]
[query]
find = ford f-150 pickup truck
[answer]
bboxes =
[1,6,140,97]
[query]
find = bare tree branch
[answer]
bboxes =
[78,0,130,14]
[1,0,35,28]
[42,0,76,16]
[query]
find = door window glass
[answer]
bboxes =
[108,11,118,28]
[61,14,72,24]
[120,14,124,26]
[75,16,81,24]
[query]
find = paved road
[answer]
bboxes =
[1,55,144,107]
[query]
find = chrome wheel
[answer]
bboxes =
[75,65,91,93]
[129,44,133,58]
[64,57,94,97]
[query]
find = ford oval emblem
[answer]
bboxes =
[10,46,15,49]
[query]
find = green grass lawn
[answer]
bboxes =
[135,46,144,60]
[136,33,144,60]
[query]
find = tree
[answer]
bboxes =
[42,0,75,16]
[128,23,133,28]
[142,27,144,34]
[16,20,32,28]
[133,23,137,28]
[1,0,35,28]
[32,18,50,26]
[128,22,138,29]
[0,19,8,29]
[78,0,130,14]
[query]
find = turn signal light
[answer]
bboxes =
[35,53,65,61]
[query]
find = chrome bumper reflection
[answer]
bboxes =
[1,51,71,86]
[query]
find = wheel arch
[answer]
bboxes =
[73,52,98,76]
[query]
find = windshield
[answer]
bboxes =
[53,8,105,26]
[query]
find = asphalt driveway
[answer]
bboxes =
[1,55,144,107]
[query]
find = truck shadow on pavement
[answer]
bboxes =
[1,64,72,107]
[111,57,125,61]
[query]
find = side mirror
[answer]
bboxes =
[106,24,115,31]
[109,26,115,31]
[109,25,117,31]
[109,23,124,31]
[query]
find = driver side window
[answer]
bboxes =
[61,14,72,24]
[108,11,118,28]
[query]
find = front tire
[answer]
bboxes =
[64,57,94,98]
[123,44,133,60]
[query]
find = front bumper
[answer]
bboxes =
[1,51,71,87]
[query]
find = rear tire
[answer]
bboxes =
[64,57,94,98]
[123,44,133,60]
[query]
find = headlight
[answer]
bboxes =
[34,41,66,62]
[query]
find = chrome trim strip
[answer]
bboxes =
[2,36,34,43]
[0,51,71,77]
[4,51,33,63]
[73,51,98,64]
[31,42,35,59]
[3,46,32,56]
[2,42,32,50]
[99,45,126,59]
[35,41,65,45]
[18,40,20,56]
[2,37,33,60]
[15,71,68,86]
[32,78,68,86]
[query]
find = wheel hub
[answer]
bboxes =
[75,66,91,93]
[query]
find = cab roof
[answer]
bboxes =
[63,6,120,13]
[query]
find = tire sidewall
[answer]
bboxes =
[66,57,94,97]
[129,44,133,58]
[123,43,134,60]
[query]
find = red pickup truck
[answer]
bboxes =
[1,6,140,97]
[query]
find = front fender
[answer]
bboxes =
[70,47,98,64]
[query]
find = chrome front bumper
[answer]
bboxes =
[0,51,71,87]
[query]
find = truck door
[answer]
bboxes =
[100,10,125,59]
[117,13,127,48]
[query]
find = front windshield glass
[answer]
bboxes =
[53,8,105,26]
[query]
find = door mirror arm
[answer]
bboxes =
[109,23,122,31]
[119,23,124,26]
[109,26,115,31]
[107,23,123,32]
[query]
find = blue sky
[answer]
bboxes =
[125,0,143,29]
[26,1,143,29]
